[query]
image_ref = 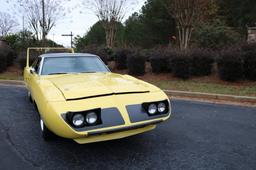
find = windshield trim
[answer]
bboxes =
[39,55,110,76]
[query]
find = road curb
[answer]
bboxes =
[164,90,256,104]
[0,80,25,86]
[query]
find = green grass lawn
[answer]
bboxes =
[147,79,256,97]
[0,72,23,80]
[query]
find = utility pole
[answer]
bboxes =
[22,15,25,42]
[42,0,46,46]
[62,32,74,48]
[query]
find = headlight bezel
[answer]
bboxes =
[142,100,170,116]
[66,108,102,128]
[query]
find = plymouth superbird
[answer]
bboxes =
[24,48,171,144]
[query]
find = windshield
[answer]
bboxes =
[41,56,109,75]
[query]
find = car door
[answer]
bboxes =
[27,58,42,100]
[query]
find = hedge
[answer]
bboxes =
[241,43,256,52]
[217,49,243,82]
[80,45,109,65]
[114,49,130,70]
[241,43,256,81]
[171,51,191,80]
[190,49,215,76]
[0,50,7,73]
[94,48,109,65]
[0,47,16,73]
[127,51,146,76]
[6,50,16,67]
[149,50,170,74]
[17,51,39,69]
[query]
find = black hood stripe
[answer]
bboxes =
[66,91,150,101]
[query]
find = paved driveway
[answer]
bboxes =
[0,85,256,170]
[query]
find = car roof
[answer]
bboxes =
[39,53,98,58]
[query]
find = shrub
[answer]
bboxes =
[217,49,243,82]
[243,50,256,80]
[150,50,170,74]
[150,57,169,74]
[241,43,256,52]
[190,49,215,76]
[171,51,191,80]
[127,51,146,76]
[95,48,109,65]
[0,50,7,73]
[0,43,16,71]
[17,51,38,69]
[114,49,130,70]
[6,50,16,67]
[139,49,154,61]
[80,45,109,65]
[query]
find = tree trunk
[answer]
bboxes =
[104,22,116,49]
[177,26,192,50]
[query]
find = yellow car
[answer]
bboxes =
[24,48,171,144]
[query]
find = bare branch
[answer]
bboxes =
[163,0,212,49]
[9,0,71,40]
[0,12,19,36]
[82,0,138,48]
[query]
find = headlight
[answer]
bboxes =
[158,102,166,113]
[72,114,85,127]
[143,100,169,116]
[86,112,98,124]
[148,104,157,115]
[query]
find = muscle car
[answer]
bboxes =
[24,48,171,144]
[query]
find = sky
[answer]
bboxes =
[0,0,146,47]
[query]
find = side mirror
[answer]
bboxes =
[30,68,35,74]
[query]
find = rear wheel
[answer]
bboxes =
[40,118,55,141]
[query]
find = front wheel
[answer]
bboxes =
[28,91,32,103]
[40,118,55,141]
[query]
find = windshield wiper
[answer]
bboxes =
[48,72,68,75]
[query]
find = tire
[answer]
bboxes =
[40,118,55,141]
[28,91,32,103]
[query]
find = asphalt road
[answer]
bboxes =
[0,85,256,170]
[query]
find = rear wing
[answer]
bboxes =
[26,47,74,68]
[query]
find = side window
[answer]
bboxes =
[35,58,42,74]
[31,58,42,74]
[31,59,38,68]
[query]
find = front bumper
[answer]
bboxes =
[87,119,163,136]
[41,91,171,141]
[74,124,157,144]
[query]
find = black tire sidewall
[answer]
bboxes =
[40,118,54,141]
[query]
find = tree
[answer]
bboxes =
[140,0,176,47]
[124,0,176,48]
[74,21,125,51]
[0,12,18,36]
[192,19,242,49]
[82,0,136,48]
[164,0,211,50]
[218,0,256,28]
[9,0,70,42]
[3,30,62,52]
[124,13,147,47]
[74,21,106,51]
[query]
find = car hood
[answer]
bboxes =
[47,73,159,100]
